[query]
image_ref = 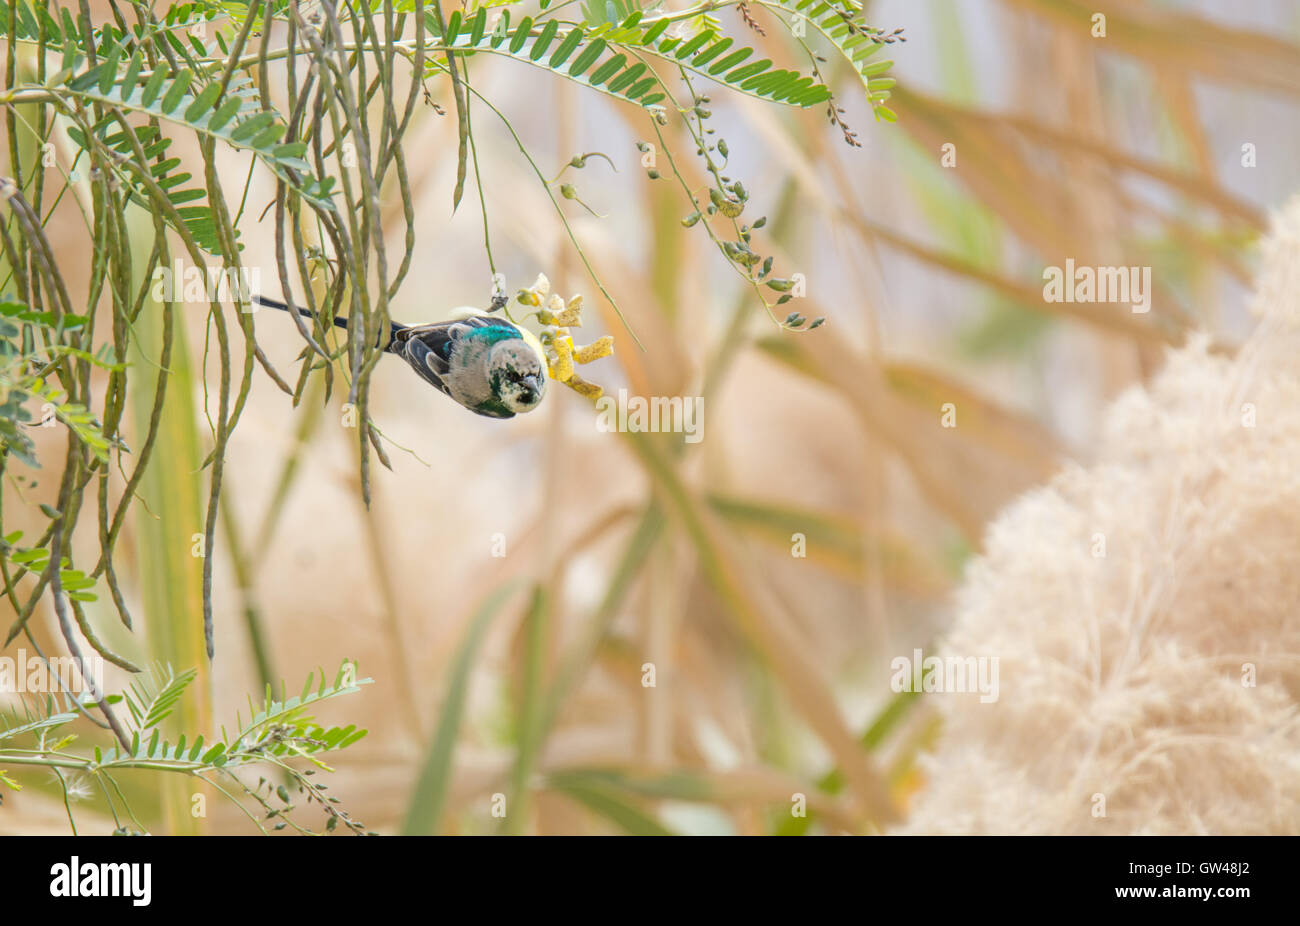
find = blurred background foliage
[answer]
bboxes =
[3,0,1299,834]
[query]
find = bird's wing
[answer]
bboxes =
[393,316,521,398]
[396,334,452,396]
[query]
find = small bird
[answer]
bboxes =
[254,295,547,418]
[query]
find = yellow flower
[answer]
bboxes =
[517,273,551,308]
[572,335,613,365]
[521,274,614,401]
[547,331,575,383]
[553,295,584,328]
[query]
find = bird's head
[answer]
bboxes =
[487,339,546,414]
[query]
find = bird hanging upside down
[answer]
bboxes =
[254,295,547,418]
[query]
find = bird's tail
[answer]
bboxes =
[253,294,403,349]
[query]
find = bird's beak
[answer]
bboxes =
[522,374,541,395]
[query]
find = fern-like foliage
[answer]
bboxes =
[54,31,333,194]
[436,9,833,109]
[2,1,333,253]
[770,0,898,119]
[94,662,370,768]
[0,299,122,606]
[0,530,101,602]
[579,0,644,28]
[117,664,198,732]
[0,299,115,469]
[0,702,80,745]
[0,0,218,46]
[0,662,372,833]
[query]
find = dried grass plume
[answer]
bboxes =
[900,195,1300,835]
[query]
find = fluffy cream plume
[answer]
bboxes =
[900,195,1300,835]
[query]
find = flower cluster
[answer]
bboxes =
[516,274,613,401]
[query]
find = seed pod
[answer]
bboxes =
[752,216,767,229]
[808,317,826,329]
[572,151,616,171]
[682,211,702,228]
[766,278,795,292]
[709,188,743,218]
[717,139,729,158]
[565,372,604,400]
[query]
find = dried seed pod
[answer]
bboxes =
[565,372,604,400]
